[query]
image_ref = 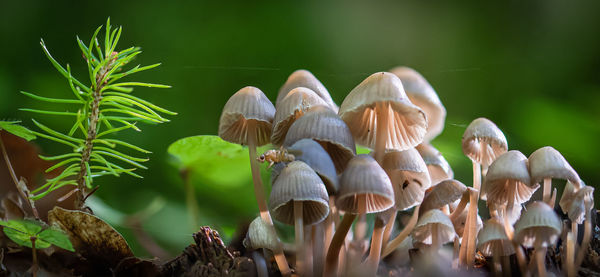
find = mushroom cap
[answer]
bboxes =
[461,118,508,167]
[420,179,467,213]
[270,162,286,185]
[283,106,356,173]
[416,143,454,184]
[218,86,275,146]
[244,217,279,250]
[451,203,483,238]
[477,218,515,257]
[528,146,581,187]
[390,67,446,142]
[514,201,562,248]
[412,209,456,245]
[382,148,431,211]
[269,161,329,225]
[271,88,329,146]
[336,154,395,214]
[567,186,594,224]
[338,72,427,152]
[481,150,538,206]
[288,139,338,194]
[276,69,338,112]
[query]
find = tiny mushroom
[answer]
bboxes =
[416,143,454,185]
[244,217,287,277]
[275,69,338,112]
[283,105,356,173]
[529,146,581,207]
[477,218,515,275]
[288,138,338,194]
[412,209,456,253]
[390,66,446,142]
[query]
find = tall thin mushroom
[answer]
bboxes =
[218,86,291,275]
[461,117,507,268]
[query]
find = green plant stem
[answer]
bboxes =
[0,133,39,219]
[30,237,38,277]
[181,170,199,231]
[324,213,357,277]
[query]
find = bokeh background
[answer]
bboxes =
[1,0,599,257]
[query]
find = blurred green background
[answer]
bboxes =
[1,0,599,257]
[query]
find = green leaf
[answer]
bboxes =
[167,135,269,187]
[0,121,36,141]
[38,228,75,252]
[0,220,51,249]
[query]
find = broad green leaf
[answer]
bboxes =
[0,220,51,249]
[167,135,269,187]
[0,121,36,141]
[38,228,75,252]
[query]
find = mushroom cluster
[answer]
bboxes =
[218,68,593,277]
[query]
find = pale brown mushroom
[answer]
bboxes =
[529,146,581,207]
[477,218,515,275]
[412,209,456,252]
[244,216,286,277]
[283,105,356,173]
[390,66,446,142]
[271,87,329,146]
[275,69,338,112]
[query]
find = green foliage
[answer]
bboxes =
[22,18,175,201]
[0,220,74,251]
[0,121,36,141]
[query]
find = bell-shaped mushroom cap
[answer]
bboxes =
[269,161,329,225]
[276,69,338,112]
[452,203,483,238]
[218,86,275,146]
[416,143,454,185]
[270,162,286,185]
[514,201,562,248]
[288,139,338,194]
[271,88,329,146]
[477,218,515,257]
[390,67,446,142]
[336,154,394,214]
[243,217,279,250]
[528,146,581,187]
[412,209,456,245]
[420,179,467,213]
[339,72,427,152]
[461,118,508,167]
[567,186,594,224]
[481,150,538,206]
[283,106,356,173]
[382,149,431,211]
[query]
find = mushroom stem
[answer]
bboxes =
[575,206,593,270]
[491,244,502,277]
[542,178,551,205]
[381,210,397,250]
[252,251,269,277]
[248,123,291,276]
[324,213,357,277]
[313,223,325,277]
[382,205,420,258]
[374,101,389,164]
[449,191,470,221]
[464,161,481,268]
[431,223,440,251]
[549,188,557,209]
[305,225,314,277]
[571,221,578,251]
[513,243,529,277]
[364,217,385,276]
[535,246,547,277]
[295,201,304,276]
[355,214,367,241]
[566,231,575,277]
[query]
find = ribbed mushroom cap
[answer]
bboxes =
[276,69,338,112]
[270,162,286,185]
[283,106,356,173]
[288,139,338,194]
[336,154,395,214]
[271,88,329,146]
[567,186,594,224]
[514,201,562,248]
[243,217,279,250]
[481,150,538,206]
[559,180,578,213]
[382,149,431,211]
[218,86,275,146]
[416,143,454,185]
[477,218,515,257]
[452,203,483,238]
[412,209,456,245]
[269,161,329,225]
[339,72,427,152]
[420,179,467,213]
[528,146,581,187]
[461,118,508,167]
[390,67,446,142]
